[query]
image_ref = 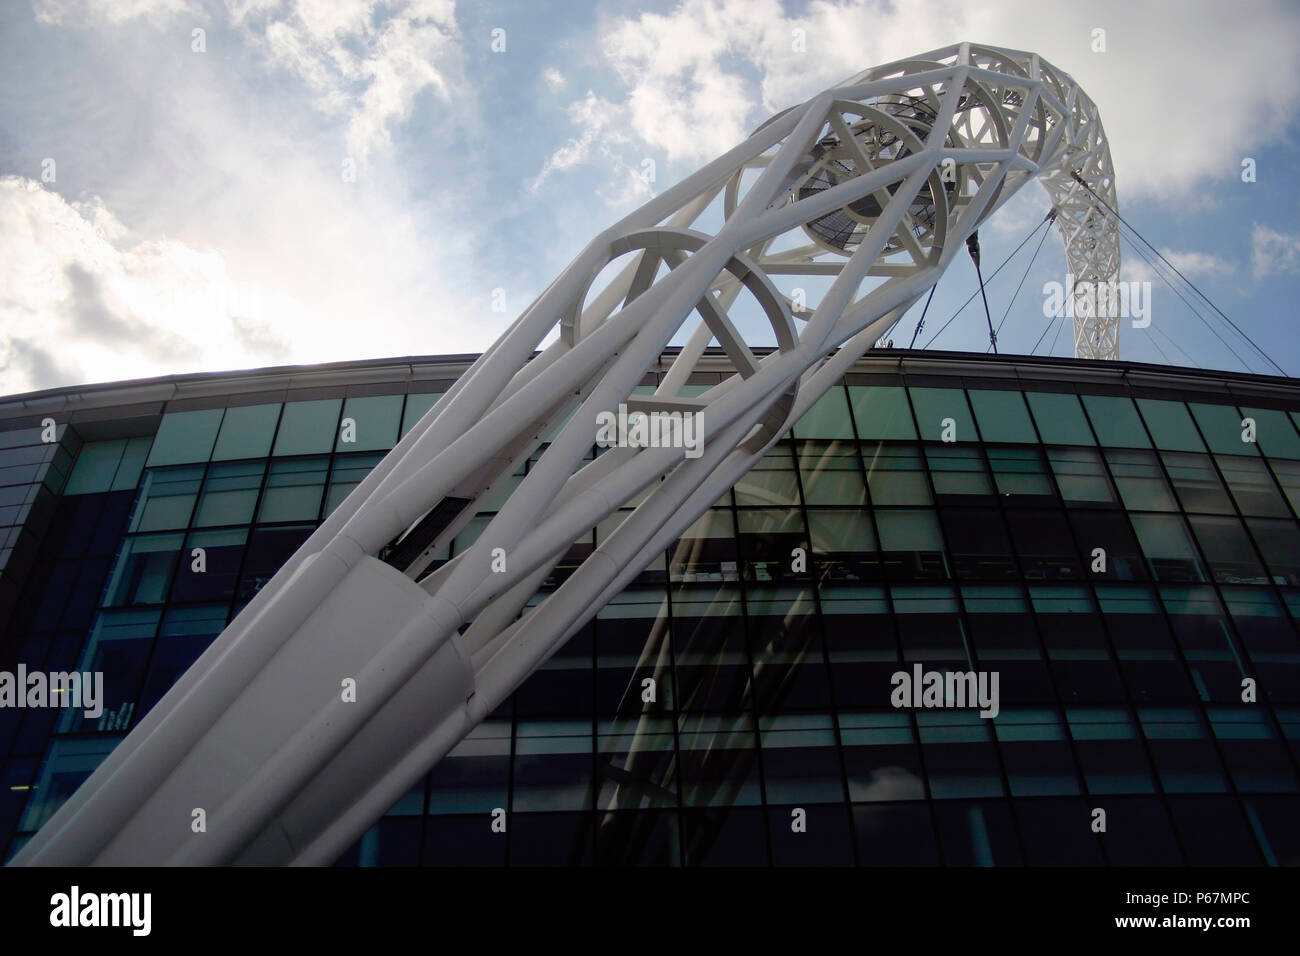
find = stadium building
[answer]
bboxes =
[2,347,1298,866]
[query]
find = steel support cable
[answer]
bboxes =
[920,211,1054,349]
[967,232,998,353]
[989,208,1055,351]
[907,283,937,348]
[1070,171,1286,376]
[1116,221,1255,373]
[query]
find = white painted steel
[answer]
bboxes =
[14,42,1118,867]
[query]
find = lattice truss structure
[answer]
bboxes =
[16,43,1120,866]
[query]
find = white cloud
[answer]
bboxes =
[0,176,299,393]
[551,0,1300,206]
[226,0,465,163]
[33,0,201,27]
[1252,224,1300,279]
[530,91,653,206]
[542,67,565,91]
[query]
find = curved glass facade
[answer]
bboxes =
[2,353,1299,866]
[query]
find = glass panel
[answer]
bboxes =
[1068,512,1147,580]
[940,509,1016,580]
[1270,459,1300,515]
[1190,402,1258,456]
[401,392,442,436]
[236,525,313,606]
[513,719,593,812]
[747,587,829,713]
[65,440,125,495]
[1082,395,1151,448]
[910,387,976,442]
[128,465,204,532]
[847,386,916,439]
[1026,391,1095,445]
[1161,451,1233,514]
[1130,513,1207,582]
[1067,707,1155,793]
[926,445,992,501]
[1105,449,1177,511]
[597,715,677,810]
[917,710,1003,799]
[17,737,120,833]
[324,452,384,517]
[734,444,800,507]
[1006,509,1083,581]
[57,608,161,734]
[1240,407,1300,459]
[257,457,328,523]
[838,711,925,801]
[1048,446,1116,506]
[137,604,227,717]
[677,712,762,806]
[1246,518,1300,584]
[194,460,265,527]
[995,709,1080,795]
[1160,585,1244,702]
[987,446,1056,504]
[145,408,223,467]
[113,436,152,490]
[862,442,931,505]
[759,713,844,803]
[968,390,1036,443]
[426,719,510,814]
[103,533,184,605]
[1216,455,1289,516]
[797,441,865,506]
[669,510,737,583]
[595,589,672,718]
[1136,398,1204,452]
[1188,515,1267,584]
[171,527,247,603]
[1222,587,1300,703]
[737,508,809,584]
[336,395,403,452]
[875,509,946,580]
[791,385,853,439]
[1138,706,1228,793]
[212,404,280,461]
[272,399,342,456]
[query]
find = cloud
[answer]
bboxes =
[33,0,201,27]
[227,0,466,164]
[531,91,653,206]
[542,67,565,91]
[549,0,1300,205]
[0,176,301,393]
[1252,224,1300,279]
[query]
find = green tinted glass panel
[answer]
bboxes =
[1188,403,1256,456]
[1136,399,1204,452]
[910,387,976,442]
[401,393,442,436]
[1240,407,1300,460]
[273,400,342,456]
[65,440,125,495]
[969,390,1036,443]
[145,409,223,467]
[129,465,204,532]
[1081,395,1150,448]
[257,457,328,522]
[336,395,403,452]
[792,385,853,439]
[113,436,152,490]
[194,461,265,527]
[212,404,280,461]
[1026,392,1095,445]
[847,386,916,439]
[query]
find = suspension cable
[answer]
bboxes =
[966,232,997,353]
[1069,171,1286,376]
[990,209,1055,352]
[907,284,937,348]
[921,210,1054,349]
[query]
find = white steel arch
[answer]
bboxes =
[14,42,1119,867]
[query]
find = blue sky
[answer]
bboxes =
[2,0,1299,395]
